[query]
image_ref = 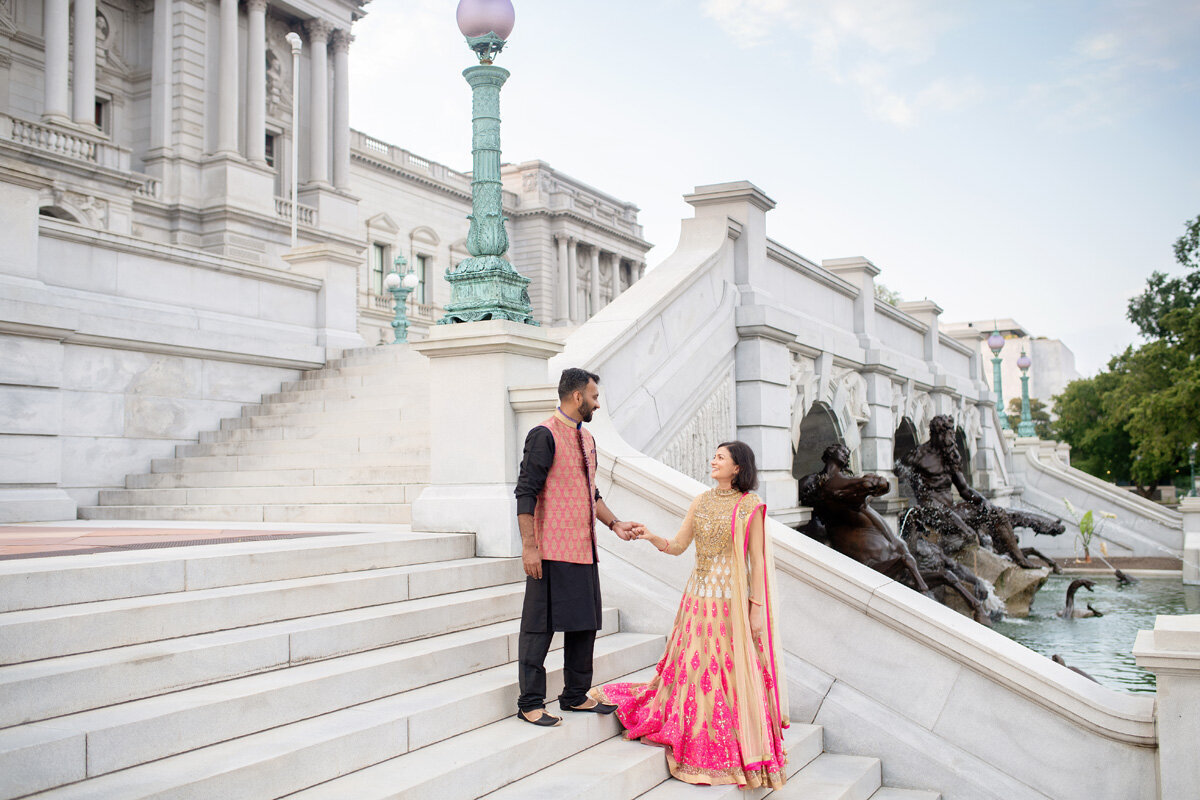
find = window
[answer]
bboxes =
[94,99,110,134]
[264,134,276,169]
[414,254,429,304]
[370,243,387,295]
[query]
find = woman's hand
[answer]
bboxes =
[749,603,766,649]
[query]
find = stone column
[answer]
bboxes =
[566,237,579,323]
[42,0,70,123]
[636,262,646,281]
[244,0,267,164]
[215,0,239,154]
[609,253,622,302]
[554,234,570,325]
[588,246,600,318]
[1182,497,1200,586]
[331,29,352,189]
[148,0,173,152]
[304,19,332,186]
[1133,615,1200,799]
[71,0,97,126]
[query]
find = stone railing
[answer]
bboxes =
[371,294,393,311]
[134,174,161,200]
[350,129,518,206]
[274,197,318,227]
[5,114,128,171]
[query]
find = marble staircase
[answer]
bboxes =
[78,346,432,524]
[0,532,940,800]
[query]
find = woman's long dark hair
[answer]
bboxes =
[717,440,758,493]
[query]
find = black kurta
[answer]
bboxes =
[515,422,604,633]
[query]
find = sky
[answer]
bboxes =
[349,0,1200,376]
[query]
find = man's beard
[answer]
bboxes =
[580,406,595,422]
[934,435,962,467]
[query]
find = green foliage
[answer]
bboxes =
[1052,215,1200,495]
[1063,499,1117,554]
[1126,215,1200,340]
[874,283,902,306]
[1006,397,1052,439]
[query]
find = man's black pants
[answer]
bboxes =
[517,629,597,712]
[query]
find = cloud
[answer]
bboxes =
[701,0,972,126]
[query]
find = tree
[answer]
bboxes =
[1052,215,1200,498]
[1126,214,1200,340]
[875,283,902,306]
[1006,397,1052,439]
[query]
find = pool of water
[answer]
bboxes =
[994,574,1200,693]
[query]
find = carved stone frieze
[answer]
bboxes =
[788,352,818,448]
[660,374,735,484]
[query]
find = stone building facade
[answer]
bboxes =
[0,0,649,521]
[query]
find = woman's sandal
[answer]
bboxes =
[515,709,562,726]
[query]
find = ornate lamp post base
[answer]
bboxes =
[440,255,538,325]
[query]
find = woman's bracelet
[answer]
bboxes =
[656,538,669,553]
[748,597,764,607]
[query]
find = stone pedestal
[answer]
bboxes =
[411,321,563,557]
[1182,498,1200,586]
[281,244,366,355]
[1133,614,1200,799]
[945,546,1049,618]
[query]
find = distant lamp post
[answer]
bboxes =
[1017,349,1036,437]
[987,328,1010,430]
[385,255,421,343]
[285,31,303,248]
[439,0,537,326]
[1189,442,1197,497]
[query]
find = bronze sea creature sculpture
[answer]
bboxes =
[1057,578,1103,619]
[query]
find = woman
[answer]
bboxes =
[589,441,789,789]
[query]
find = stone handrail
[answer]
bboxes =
[5,115,129,171]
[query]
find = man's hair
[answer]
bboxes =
[558,368,600,401]
[717,440,758,493]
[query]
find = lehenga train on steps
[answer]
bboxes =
[591,489,789,789]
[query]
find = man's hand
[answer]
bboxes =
[522,545,542,580]
[612,520,640,541]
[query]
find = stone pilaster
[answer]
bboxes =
[214,0,239,154]
[824,256,881,354]
[1133,615,1200,799]
[304,19,333,186]
[42,0,70,122]
[567,237,579,323]
[554,234,570,325]
[331,29,353,189]
[147,0,173,155]
[609,253,621,304]
[71,0,97,126]
[245,0,268,164]
[588,246,600,317]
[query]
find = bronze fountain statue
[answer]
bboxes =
[799,444,994,625]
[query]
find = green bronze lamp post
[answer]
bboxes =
[987,328,1010,430]
[1017,349,1036,437]
[384,254,420,343]
[1189,442,1197,497]
[439,0,537,326]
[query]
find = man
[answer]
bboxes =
[898,414,1036,568]
[513,368,640,726]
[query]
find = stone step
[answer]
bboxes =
[868,789,942,800]
[240,394,421,419]
[151,452,430,474]
[0,582,528,728]
[280,375,416,393]
[768,753,881,800]
[301,363,431,381]
[0,556,519,665]
[0,532,471,613]
[128,466,430,489]
[20,634,661,800]
[79,503,415,523]
[258,384,420,405]
[483,716,823,800]
[218,407,404,431]
[98,484,418,508]
[175,435,429,458]
[286,660,665,800]
[0,611,622,796]
[200,421,425,444]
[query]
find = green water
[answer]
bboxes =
[994,574,1200,693]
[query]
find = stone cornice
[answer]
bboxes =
[766,239,857,299]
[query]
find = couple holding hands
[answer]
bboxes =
[514,368,789,791]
